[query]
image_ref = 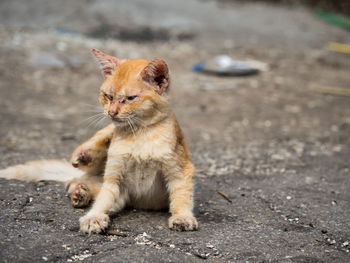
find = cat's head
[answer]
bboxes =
[92,48,170,131]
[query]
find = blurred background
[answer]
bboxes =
[0,0,349,262]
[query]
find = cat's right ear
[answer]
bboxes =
[91,48,124,78]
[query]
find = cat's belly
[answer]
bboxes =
[121,160,169,210]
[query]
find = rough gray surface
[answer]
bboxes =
[0,0,350,262]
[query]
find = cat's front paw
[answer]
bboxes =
[169,214,198,231]
[71,149,92,168]
[79,213,110,234]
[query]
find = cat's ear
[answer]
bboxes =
[140,59,169,95]
[91,48,124,77]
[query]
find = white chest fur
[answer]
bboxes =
[107,125,176,209]
[122,159,168,209]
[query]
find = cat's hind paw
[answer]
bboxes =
[169,214,198,231]
[71,183,91,208]
[66,181,92,208]
[79,213,110,234]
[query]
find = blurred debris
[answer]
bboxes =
[328,42,350,55]
[192,55,267,76]
[311,84,350,97]
[193,251,210,259]
[134,232,161,249]
[217,191,232,203]
[106,230,128,237]
[314,11,350,31]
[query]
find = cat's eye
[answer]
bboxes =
[127,95,137,101]
[103,93,113,101]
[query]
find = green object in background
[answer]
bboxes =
[315,11,350,30]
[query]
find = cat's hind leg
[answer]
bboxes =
[66,179,92,208]
[67,124,115,207]
[66,175,103,208]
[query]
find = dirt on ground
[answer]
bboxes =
[0,0,349,262]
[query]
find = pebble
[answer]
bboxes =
[206,244,214,249]
[342,241,349,247]
[327,238,336,245]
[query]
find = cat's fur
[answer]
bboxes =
[0,49,198,233]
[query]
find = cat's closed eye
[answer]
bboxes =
[103,93,113,101]
[127,95,137,101]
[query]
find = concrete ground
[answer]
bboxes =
[0,0,349,262]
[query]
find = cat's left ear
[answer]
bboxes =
[91,48,124,77]
[140,59,169,95]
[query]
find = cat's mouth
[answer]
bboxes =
[111,117,127,124]
[110,115,130,126]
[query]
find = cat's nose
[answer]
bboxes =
[109,102,119,119]
[108,110,118,119]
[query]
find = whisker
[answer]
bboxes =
[127,118,136,136]
[85,114,105,128]
[77,103,103,113]
[78,103,101,108]
[94,115,108,128]
[78,113,105,125]
[130,118,137,132]
[82,109,104,113]
[132,116,146,128]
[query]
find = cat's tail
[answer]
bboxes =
[0,160,83,183]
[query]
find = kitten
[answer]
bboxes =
[0,49,198,233]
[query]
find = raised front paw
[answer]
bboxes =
[71,149,92,168]
[66,181,91,208]
[79,213,110,234]
[169,214,198,231]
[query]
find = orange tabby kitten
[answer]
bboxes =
[0,49,198,233]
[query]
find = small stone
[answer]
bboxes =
[142,232,150,238]
[327,238,336,245]
[332,145,342,152]
[42,256,48,261]
[155,225,164,230]
[206,244,214,249]
[62,244,70,250]
[286,196,292,200]
[169,244,175,248]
